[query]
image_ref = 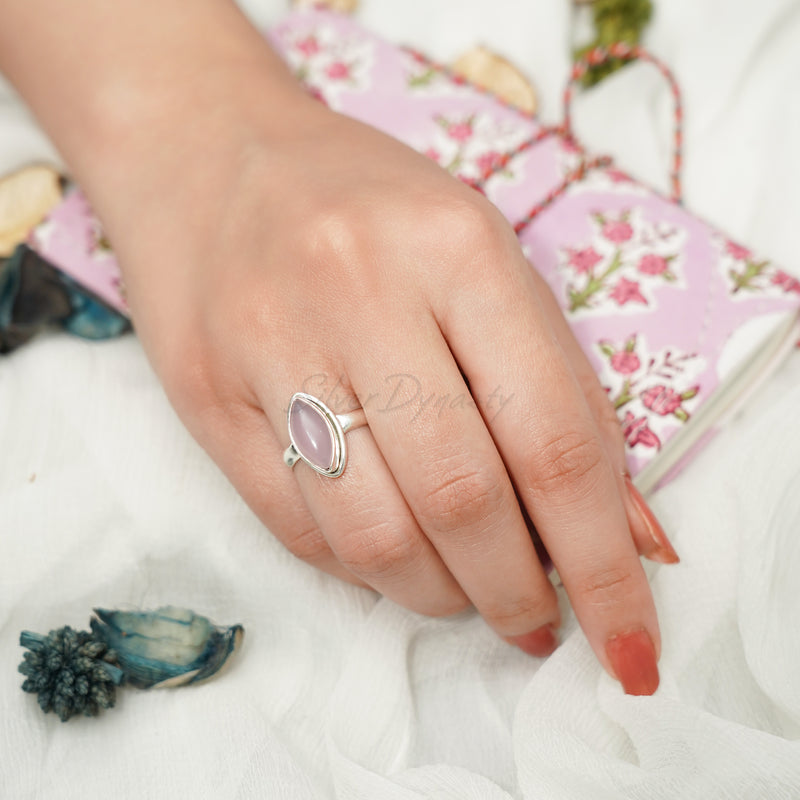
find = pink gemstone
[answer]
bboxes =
[289,396,336,473]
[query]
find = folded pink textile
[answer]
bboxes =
[29,8,800,491]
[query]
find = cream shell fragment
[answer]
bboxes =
[0,164,63,257]
[292,0,359,13]
[452,46,538,115]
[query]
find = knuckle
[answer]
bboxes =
[423,594,472,618]
[283,526,331,565]
[418,460,504,536]
[296,203,384,309]
[401,584,472,619]
[481,592,555,635]
[160,338,225,425]
[336,521,426,582]
[436,199,507,259]
[529,428,606,497]
[307,204,363,265]
[576,565,638,611]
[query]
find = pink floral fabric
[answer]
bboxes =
[556,207,685,315]
[28,191,128,314]
[599,334,702,453]
[28,8,800,485]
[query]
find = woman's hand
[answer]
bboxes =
[0,0,677,694]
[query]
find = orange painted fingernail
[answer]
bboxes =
[505,624,559,658]
[624,474,680,564]
[605,629,660,695]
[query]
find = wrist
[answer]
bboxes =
[0,0,311,202]
[78,24,312,203]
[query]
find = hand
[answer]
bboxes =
[109,85,677,697]
[0,0,677,695]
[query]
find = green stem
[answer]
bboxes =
[569,249,624,311]
[731,260,769,293]
[444,152,463,174]
[409,67,436,88]
[612,380,634,410]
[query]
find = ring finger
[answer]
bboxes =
[260,373,470,617]
[346,315,562,647]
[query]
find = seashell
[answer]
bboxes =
[90,606,244,689]
[291,0,359,14]
[0,165,64,258]
[452,47,538,115]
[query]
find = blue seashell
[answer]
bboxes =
[90,606,244,689]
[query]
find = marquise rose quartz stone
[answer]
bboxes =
[289,396,336,472]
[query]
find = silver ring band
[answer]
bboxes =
[283,392,367,478]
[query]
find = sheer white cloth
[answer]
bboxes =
[1,1,799,797]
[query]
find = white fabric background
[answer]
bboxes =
[2,1,800,797]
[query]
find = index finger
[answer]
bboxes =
[441,237,661,695]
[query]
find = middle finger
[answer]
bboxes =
[347,314,562,649]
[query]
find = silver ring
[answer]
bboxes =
[283,392,367,478]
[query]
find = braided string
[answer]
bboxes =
[512,155,614,233]
[404,42,684,235]
[565,42,683,204]
[459,125,565,192]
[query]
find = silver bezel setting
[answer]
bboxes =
[286,392,347,478]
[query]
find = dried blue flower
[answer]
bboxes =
[18,626,124,722]
[90,606,244,689]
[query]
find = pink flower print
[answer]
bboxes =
[306,85,327,105]
[726,241,752,261]
[655,223,679,242]
[295,36,320,57]
[609,277,647,306]
[476,150,504,174]
[606,168,631,183]
[772,269,800,294]
[610,351,641,375]
[622,412,661,449]
[424,147,441,163]
[602,220,634,243]
[325,61,351,80]
[641,385,683,416]
[568,247,603,274]
[447,121,474,142]
[638,254,669,276]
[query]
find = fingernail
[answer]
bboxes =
[505,624,559,658]
[605,629,660,696]
[624,474,680,564]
